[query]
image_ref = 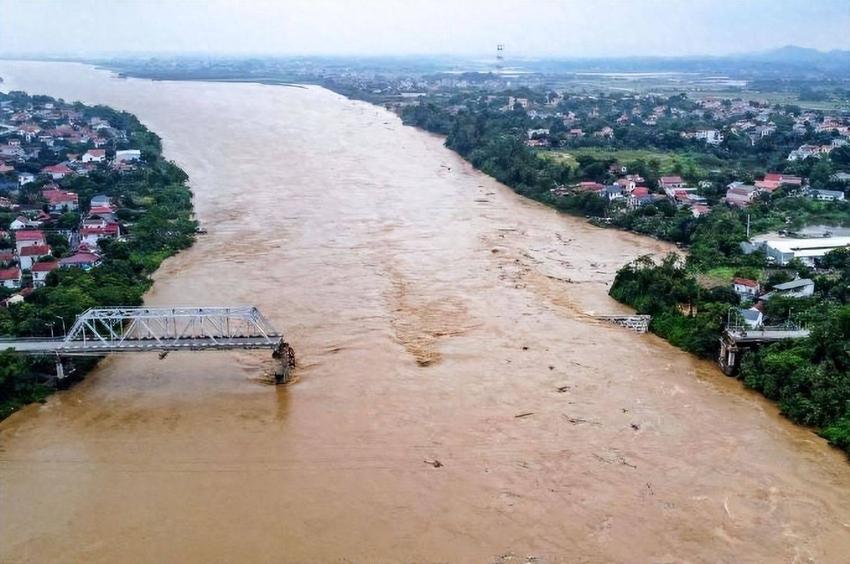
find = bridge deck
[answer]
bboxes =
[725,329,811,343]
[0,336,282,355]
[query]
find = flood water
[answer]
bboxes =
[1,61,850,563]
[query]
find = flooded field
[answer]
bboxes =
[1,61,849,563]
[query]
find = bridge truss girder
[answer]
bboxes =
[61,306,281,351]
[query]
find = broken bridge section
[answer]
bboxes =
[594,314,651,333]
[1,306,296,384]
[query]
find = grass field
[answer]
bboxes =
[540,147,712,176]
[691,90,849,112]
[696,265,765,289]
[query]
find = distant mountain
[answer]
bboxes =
[739,45,850,67]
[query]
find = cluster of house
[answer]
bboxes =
[724,173,804,207]
[0,98,142,190]
[657,175,711,217]
[725,172,849,207]
[681,129,724,145]
[0,192,118,293]
[552,166,716,217]
[787,138,848,161]
[0,98,139,299]
[732,276,815,329]
[501,87,850,157]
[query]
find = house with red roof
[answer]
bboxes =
[87,205,116,220]
[81,149,106,163]
[42,188,79,212]
[755,173,803,194]
[628,187,655,209]
[732,278,760,297]
[80,223,120,246]
[31,260,59,288]
[41,163,73,180]
[14,230,46,253]
[691,204,711,217]
[18,244,52,270]
[60,250,102,270]
[0,266,22,289]
[576,181,604,192]
[659,176,686,196]
[754,179,781,193]
[725,183,760,208]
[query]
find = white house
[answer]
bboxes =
[9,215,39,230]
[115,149,141,162]
[80,222,120,246]
[41,163,73,180]
[526,128,550,139]
[739,307,763,328]
[31,260,59,287]
[810,189,845,202]
[14,229,46,253]
[695,129,724,145]
[43,188,79,212]
[659,176,686,191]
[0,267,22,289]
[18,244,51,270]
[17,172,35,186]
[732,278,760,297]
[81,149,106,163]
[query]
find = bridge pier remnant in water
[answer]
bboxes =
[273,341,297,384]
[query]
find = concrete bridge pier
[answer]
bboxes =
[718,335,738,376]
[273,341,296,384]
[55,357,66,380]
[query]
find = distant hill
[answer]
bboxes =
[743,45,850,63]
[521,45,850,77]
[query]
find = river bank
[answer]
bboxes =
[1,61,850,562]
[0,89,196,420]
[318,82,850,458]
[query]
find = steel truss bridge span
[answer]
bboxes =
[0,306,295,383]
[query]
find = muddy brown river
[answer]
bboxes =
[1,62,849,563]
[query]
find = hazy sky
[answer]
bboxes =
[1,0,849,58]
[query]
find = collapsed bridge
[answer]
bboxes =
[0,306,296,384]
